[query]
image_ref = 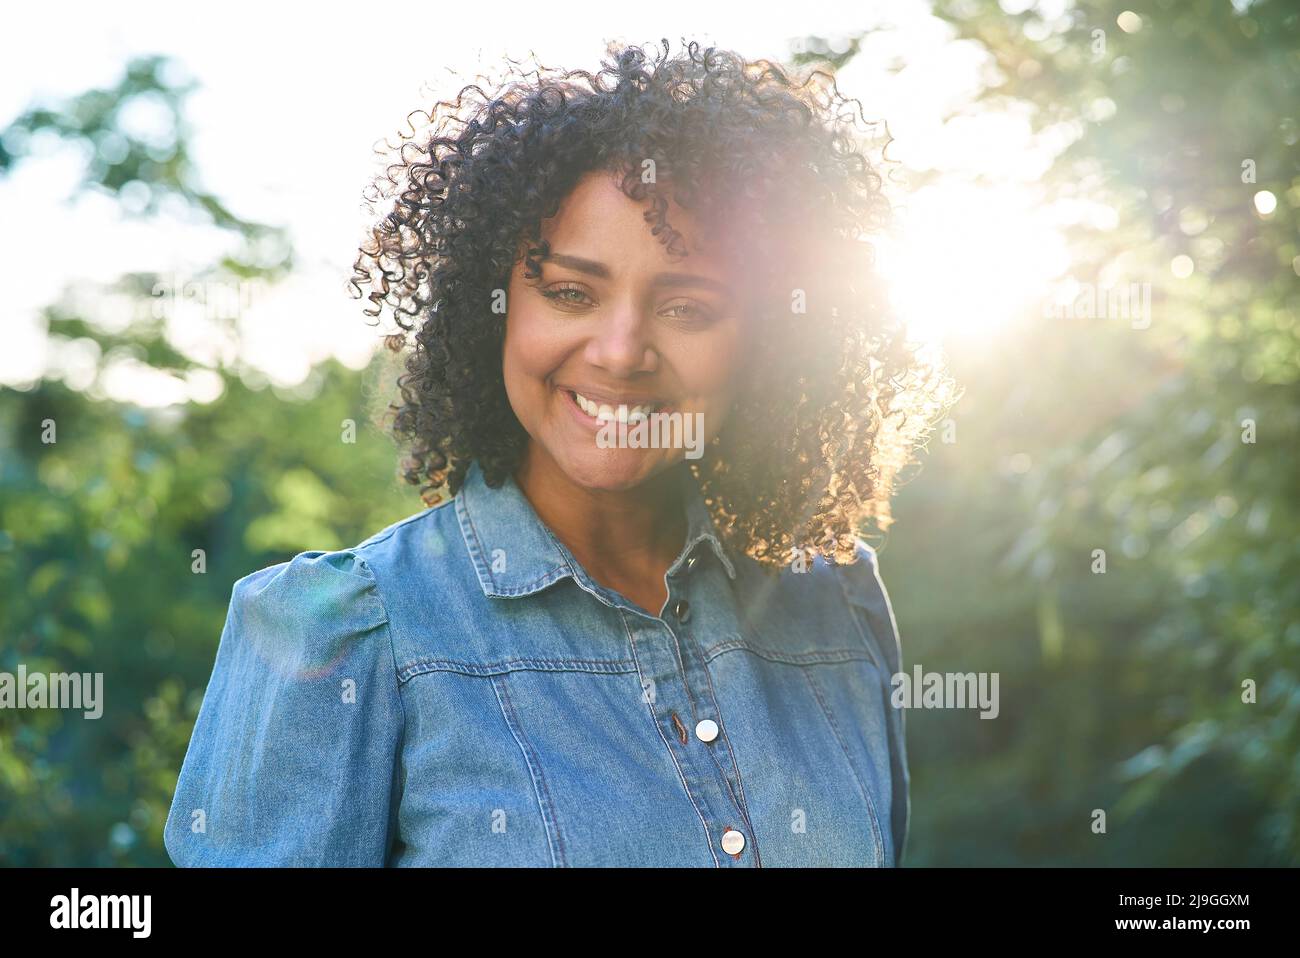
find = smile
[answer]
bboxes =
[563,388,667,424]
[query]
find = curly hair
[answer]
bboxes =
[351,37,957,571]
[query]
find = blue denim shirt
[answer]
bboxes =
[165,459,909,867]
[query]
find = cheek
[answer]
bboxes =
[501,321,539,439]
[676,320,746,404]
[502,300,561,409]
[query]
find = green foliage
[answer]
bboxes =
[875,0,1299,863]
[0,362,414,864]
[0,58,411,865]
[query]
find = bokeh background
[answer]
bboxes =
[2,0,1297,866]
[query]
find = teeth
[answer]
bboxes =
[571,391,658,422]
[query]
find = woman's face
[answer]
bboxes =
[503,171,745,492]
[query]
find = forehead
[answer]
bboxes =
[538,170,723,271]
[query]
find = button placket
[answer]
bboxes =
[660,578,763,866]
[669,595,762,866]
[620,605,755,867]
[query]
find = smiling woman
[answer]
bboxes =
[355,39,955,571]
[164,38,957,868]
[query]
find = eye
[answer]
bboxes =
[661,300,717,325]
[539,283,594,309]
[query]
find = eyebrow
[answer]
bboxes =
[543,252,733,295]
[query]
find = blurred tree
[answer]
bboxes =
[0,57,411,864]
[823,0,1298,863]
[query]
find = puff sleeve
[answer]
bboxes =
[164,550,405,866]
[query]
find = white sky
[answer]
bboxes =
[0,0,1079,405]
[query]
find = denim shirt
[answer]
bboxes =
[165,459,909,867]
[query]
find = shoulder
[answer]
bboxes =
[250,497,486,674]
[352,496,460,557]
[348,497,463,583]
[231,548,385,642]
[825,538,886,601]
[209,548,397,711]
[235,500,459,617]
[823,538,903,676]
[727,537,900,668]
[769,536,888,611]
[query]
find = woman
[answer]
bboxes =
[165,39,953,867]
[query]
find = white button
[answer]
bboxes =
[721,829,746,855]
[695,719,719,743]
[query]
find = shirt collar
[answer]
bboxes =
[455,459,737,599]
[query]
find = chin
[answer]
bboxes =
[556,448,668,492]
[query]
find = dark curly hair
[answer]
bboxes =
[351,38,957,571]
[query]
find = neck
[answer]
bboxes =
[512,446,688,583]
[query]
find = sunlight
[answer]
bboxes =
[877,180,1071,346]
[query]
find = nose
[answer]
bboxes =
[583,296,659,376]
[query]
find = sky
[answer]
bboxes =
[0,0,1080,405]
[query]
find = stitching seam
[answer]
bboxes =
[490,674,566,867]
